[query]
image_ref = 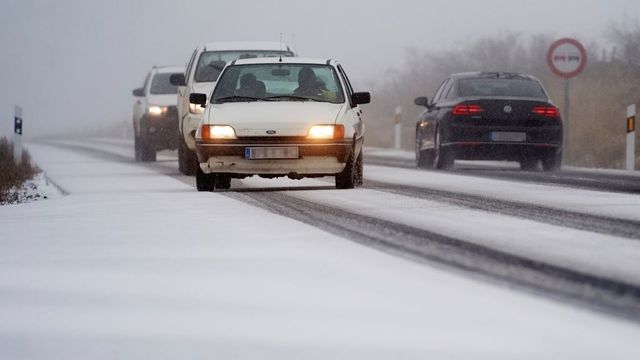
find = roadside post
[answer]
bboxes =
[394,106,402,150]
[14,105,23,165]
[627,104,636,171]
[547,38,588,158]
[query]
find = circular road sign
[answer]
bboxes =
[547,38,587,79]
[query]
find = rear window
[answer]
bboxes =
[458,78,547,99]
[194,50,295,83]
[149,73,179,95]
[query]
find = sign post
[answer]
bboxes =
[627,104,636,171]
[547,38,588,157]
[14,105,23,165]
[394,106,402,150]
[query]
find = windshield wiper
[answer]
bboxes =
[214,96,263,103]
[263,95,321,102]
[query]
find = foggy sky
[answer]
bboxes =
[1,0,638,138]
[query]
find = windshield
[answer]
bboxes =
[149,73,179,95]
[194,50,294,82]
[458,78,547,99]
[212,64,345,104]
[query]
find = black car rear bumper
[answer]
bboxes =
[441,123,562,160]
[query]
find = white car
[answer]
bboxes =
[132,65,184,162]
[170,42,296,175]
[190,57,370,191]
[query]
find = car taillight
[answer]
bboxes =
[532,106,559,118]
[452,104,484,116]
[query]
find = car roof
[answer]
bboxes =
[153,65,185,74]
[450,72,539,81]
[231,57,335,66]
[202,41,293,52]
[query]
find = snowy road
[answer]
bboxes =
[2,138,640,359]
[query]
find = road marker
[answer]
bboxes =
[627,104,636,171]
[394,106,402,150]
[14,105,23,165]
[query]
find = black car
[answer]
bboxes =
[414,72,563,171]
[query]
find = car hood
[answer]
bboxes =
[208,102,345,137]
[146,94,178,107]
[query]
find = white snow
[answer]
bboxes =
[1,172,63,205]
[2,141,639,359]
[364,165,640,222]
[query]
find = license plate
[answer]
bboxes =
[490,132,526,142]
[245,147,299,160]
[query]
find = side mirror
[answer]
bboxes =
[351,92,371,105]
[170,73,186,86]
[189,93,207,107]
[132,88,145,97]
[414,97,429,108]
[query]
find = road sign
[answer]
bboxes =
[547,38,588,79]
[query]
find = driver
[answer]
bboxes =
[293,67,324,97]
[293,67,338,102]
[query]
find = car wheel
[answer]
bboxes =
[416,135,434,169]
[139,137,156,162]
[519,158,538,171]
[215,173,232,190]
[542,151,562,172]
[433,127,454,170]
[178,138,197,176]
[134,135,142,162]
[336,150,359,189]
[354,150,363,186]
[195,164,215,192]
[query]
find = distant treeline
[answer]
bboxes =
[365,21,640,169]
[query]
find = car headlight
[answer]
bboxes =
[200,125,237,140]
[147,105,167,116]
[307,125,345,139]
[189,103,205,115]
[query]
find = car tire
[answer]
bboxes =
[134,135,142,162]
[195,164,215,192]
[178,137,198,176]
[215,173,232,190]
[542,151,562,172]
[433,127,454,170]
[415,135,434,169]
[139,137,156,162]
[519,158,538,171]
[336,150,360,189]
[354,150,363,186]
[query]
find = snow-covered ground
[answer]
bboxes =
[364,146,640,177]
[1,142,640,359]
[0,172,63,205]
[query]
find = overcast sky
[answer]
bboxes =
[1,0,638,138]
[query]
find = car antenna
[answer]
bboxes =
[279,32,283,63]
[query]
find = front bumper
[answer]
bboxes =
[141,112,178,150]
[195,137,353,175]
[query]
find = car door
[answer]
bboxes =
[133,71,152,135]
[177,49,198,136]
[337,65,365,154]
[421,78,451,150]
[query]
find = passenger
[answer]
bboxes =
[236,73,264,98]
